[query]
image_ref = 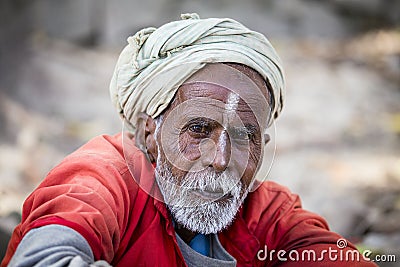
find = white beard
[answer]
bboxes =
[155,156,249,234]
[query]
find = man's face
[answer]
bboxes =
[154,65,271,234]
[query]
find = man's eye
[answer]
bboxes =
[189,124,210,135]
[231,128,253,141]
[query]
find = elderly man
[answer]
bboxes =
[2,14,376,267]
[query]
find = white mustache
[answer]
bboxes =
[181,170,240,193]
[156,166,242,199]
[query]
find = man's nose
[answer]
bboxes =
[211,130,231,172]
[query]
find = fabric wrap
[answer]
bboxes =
[110,13,285,133]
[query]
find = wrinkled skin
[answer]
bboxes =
[143,63,272,243]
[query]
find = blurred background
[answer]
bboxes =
[0,0,399,264]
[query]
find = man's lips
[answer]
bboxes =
[191,189,231,201]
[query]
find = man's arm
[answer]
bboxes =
[229,181,379,266]
[269,186,378,266]
[8,225,111,267]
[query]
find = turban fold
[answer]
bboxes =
[110,13,285,133]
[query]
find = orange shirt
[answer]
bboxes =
[1,133,376,266]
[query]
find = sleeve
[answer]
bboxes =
[14,153,133,263]
[266,192,378,266]
[8,225,112,267]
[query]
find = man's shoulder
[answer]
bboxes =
[38,133,148,192]
[240,180,302,235]
[55,133,141,174]
[70,133,127,163]
[246,180,299,210]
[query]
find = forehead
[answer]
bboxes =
[176,82,259,111]
[161,63,272,131]
[224,63,271,102]
[168,82,269,129]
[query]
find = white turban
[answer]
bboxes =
[110,13,285,133]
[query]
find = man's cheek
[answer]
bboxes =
[180,139,202,160]
[169,166,188,186]
[241,157,259,185]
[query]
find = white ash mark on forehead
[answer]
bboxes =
[225,92,240,112]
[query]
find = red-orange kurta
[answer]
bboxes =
[1,133,376,266]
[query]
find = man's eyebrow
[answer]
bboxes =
[229,124,258,133]
[242,124,260,135]
[181,117,217,130]
[181,117,259,132]
[185,117,215,124]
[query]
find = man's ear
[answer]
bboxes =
[135,113,157,163]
